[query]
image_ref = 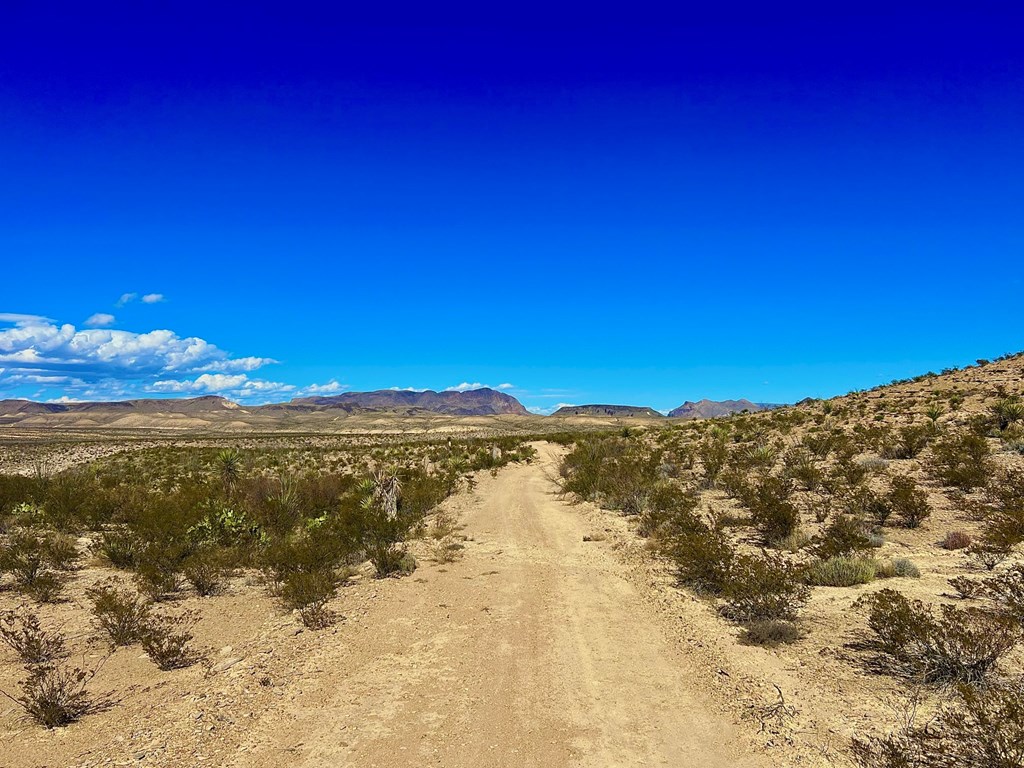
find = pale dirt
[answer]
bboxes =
[228,443,765,767]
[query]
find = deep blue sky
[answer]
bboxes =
[1,4,1022,412]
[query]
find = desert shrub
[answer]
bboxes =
[876,558,921,579]
[886,475,932,529]
[0,610,68,667]
[2,663,101,728]
[983,564,1024,623]
[340,471,420,577]
[279,569,340,629]
[814,514,873,559]
[95,529,140,569]
[740,620,801,648]
[0,529,75,602]
[182,548,226,597]
[859,588,1020,683]
[747,476,800,546]
[941,530,972,550]
[697,434,729,488]
[426,508,461,549]
[852,680,1024,768]
[722,553,809,622]
[140,611,202,670]
[660,509,735,595]
[929,431,992,491]
[784,450,822,491]
[992,397,1024,431]
[975,469,1024,550]
[805,556,877,587]
[637,483,700,538]
[777,528,811,552]
[86,581,152,646]
[949,576,985,599]
[881,424,931,460]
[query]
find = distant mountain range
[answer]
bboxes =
[289,388,529,416]
[668,398,779,419]
[0,390,780,431]
[551,405,664,418]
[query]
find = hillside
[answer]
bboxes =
[289,388,529,416]
[551,404,664,418]
[668,398,774,419]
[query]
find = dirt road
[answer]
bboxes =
[231,444,763,767]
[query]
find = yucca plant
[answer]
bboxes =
[993,398,1024,431]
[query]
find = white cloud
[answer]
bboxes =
[0,316,275,375]
[46,395,88,404]
[116,293,137,307]
[0,313,52,326]
[85,313,116,328]
[148,373,294,396]
[141,293,165,304]
[444,382,485,392]
[299,380,348,396]
[527,402,577,416]
[496,383,515,390]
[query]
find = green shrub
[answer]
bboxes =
[0,529,75,603]
[805,556,877,587]
[747,476,800,546]
[86,581,152,646]
[886,475,932,529]
[722,553,809,622]
[5,663,101,728]
[660,510,735,595]
[814,514,873,559]
[279,569,340,629]
[929,431,992,491]
[182,548,226,597]
[983,564,1024,623]
[880,424,931,460]
[95,529,140,569]
[140,611,202,670]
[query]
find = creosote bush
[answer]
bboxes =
[886,475,931,529]
[747,476,800,546]
[140,611,202,670]
[929,431,992,491]
[2,663,102,728]
[0,609,68,667]
[86,581,152,646]
[858,588,1020,683]
[722,552,809,623]
[852,680,1024,768]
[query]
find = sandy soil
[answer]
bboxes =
[1,444,775,767]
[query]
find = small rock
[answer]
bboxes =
[212,657,243,673]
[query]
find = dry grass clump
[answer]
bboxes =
[805,556,877,587]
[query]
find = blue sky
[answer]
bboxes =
[1,4,1022,413]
